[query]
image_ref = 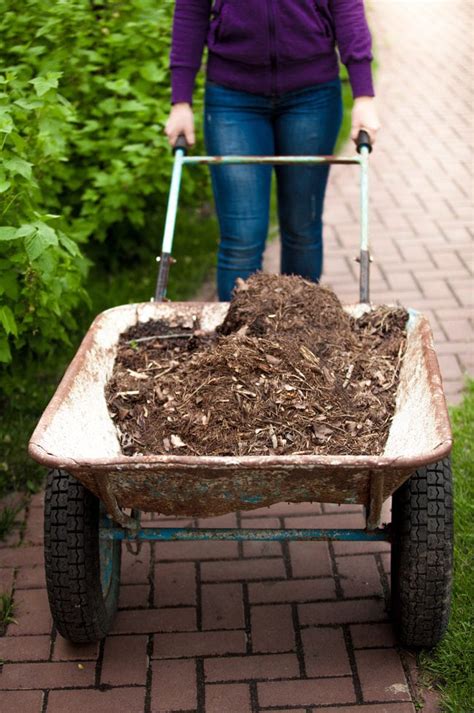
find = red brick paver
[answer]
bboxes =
[1,1,472,711]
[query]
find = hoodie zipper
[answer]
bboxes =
[266,0,278,95]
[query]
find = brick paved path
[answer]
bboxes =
[1,1,472,712]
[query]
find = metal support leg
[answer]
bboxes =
[367,473,384,531]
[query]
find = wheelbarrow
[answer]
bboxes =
[28,131,453,649]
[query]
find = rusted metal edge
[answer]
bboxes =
[94,473,138,531]
[366,473,384,530]
[418,315,453,448]
[28,438,452,473]
[27,303,453,473]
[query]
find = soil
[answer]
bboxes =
[105,273,408,457]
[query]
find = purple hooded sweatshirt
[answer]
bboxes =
[170,0,374,105]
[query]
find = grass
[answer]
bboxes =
[0,506,20,542]
[419,379,474,712]
[0,592,16,635]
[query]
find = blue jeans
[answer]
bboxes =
[203,77,343,301]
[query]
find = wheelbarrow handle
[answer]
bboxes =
[154,135,189,301]
[173,133,189,155]
[356,129,373,155]
[357,130,371,304]
[155,132,373,303]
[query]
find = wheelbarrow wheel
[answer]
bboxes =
[44,469,121,643]
[391,457,453,648]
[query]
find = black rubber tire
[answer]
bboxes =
[391,457,453,648]
[44,469,121,643]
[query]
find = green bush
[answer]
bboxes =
[0,70,90,362]
[0,0,209,364]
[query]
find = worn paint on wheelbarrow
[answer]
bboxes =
[28,301,452,529]
[99,526,392,542]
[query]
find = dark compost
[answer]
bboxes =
[106,273,408,457]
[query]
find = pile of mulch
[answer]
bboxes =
[105,273,407,457]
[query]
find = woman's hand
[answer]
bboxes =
[164,103,195,148]
[351,96,381,146]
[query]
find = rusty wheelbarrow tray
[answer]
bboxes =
[29,300,451,530]
[29,133,454,648]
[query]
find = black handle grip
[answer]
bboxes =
[173,133,188,155]
[356,129,373,154]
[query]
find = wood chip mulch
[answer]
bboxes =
[106,273,408,457]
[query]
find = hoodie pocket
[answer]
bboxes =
[313,1,335,41]
[207,1,271,66]
[276,0,335,63]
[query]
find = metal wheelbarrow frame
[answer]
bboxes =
[29,133,454,648]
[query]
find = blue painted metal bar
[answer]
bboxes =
[99,527,391,542]
[162,149,185,254]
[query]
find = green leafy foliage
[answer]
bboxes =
[0,65,90,361]
[0,0,210,364]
